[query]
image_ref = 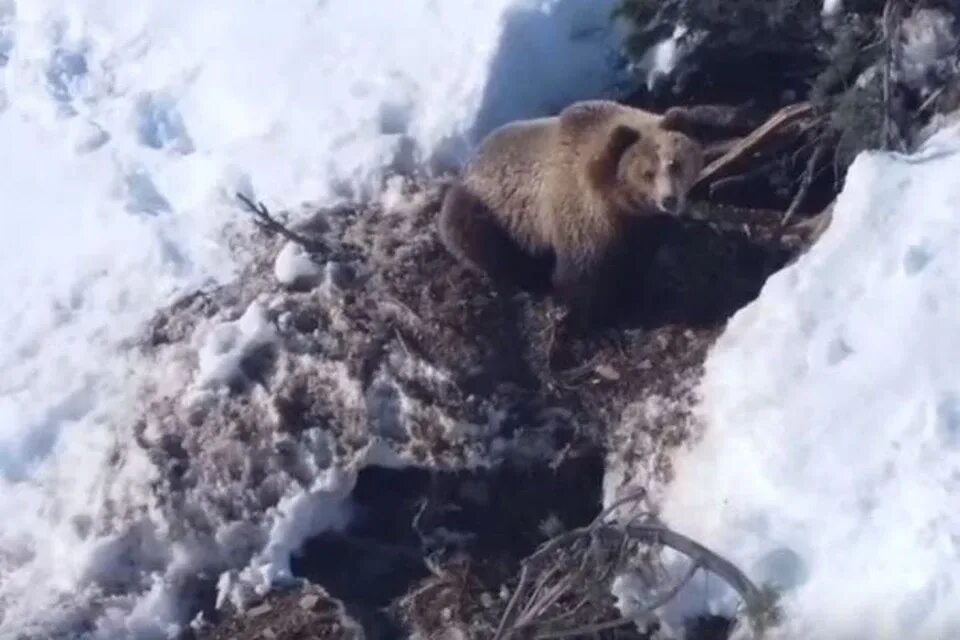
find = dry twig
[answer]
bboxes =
[494,492,772,640]
[781,142,828,228]
[236,192,325,252]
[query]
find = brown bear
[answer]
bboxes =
[438,99,704,328]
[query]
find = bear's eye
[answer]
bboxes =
[667,159,680,175]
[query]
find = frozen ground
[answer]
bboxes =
[0,0,621,637]
[663,125,960,638]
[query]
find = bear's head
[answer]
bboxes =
[607,125,703,216]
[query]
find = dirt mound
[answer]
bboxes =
[139,175,797,638]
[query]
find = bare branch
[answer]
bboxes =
[526,593,593,632]
[235,192,324,252]
[518,573,577,627]
[590,489,648,527]
[494,564,531,640]
[494,487,773,640]
[534,615,634,639]
[695,102,820,189]
[620,522,768,626]
[781,142,827,228]
[917,85,946,116]
[703,137,747,165]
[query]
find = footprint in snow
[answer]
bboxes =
[122,168,171,217]
[45,46,88,115]
[135,92,195,154]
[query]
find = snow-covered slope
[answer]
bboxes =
[0,1,621,637]
[663,125,960,638]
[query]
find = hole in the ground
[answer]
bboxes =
[290,452,604,618]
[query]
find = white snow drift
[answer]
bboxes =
[0,0,622,637]
[663,125,960,639]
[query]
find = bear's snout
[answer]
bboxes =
[657,194,681,215]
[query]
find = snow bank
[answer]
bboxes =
[0,0,622,636]
[662,125,960,638]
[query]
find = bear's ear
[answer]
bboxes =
[607,124,641,160]
[589,125,640,187]
[659,107,690,133]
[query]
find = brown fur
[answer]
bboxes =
[439,100,704,328]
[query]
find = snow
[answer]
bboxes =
[273,241,323,289]
[215,467,354,611]
[822,0,843,18]
[662,124,960,639]
[900,8,958,97]
[0,0,623,636]
[612,569,668,631]
[192,301,276,389]
[633,24,688,91]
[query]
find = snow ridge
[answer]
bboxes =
[664,124,960,639]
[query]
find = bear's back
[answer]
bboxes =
[462,117,559,252]
[466,117,555,183]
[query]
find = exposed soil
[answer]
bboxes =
[166,173,805,640]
